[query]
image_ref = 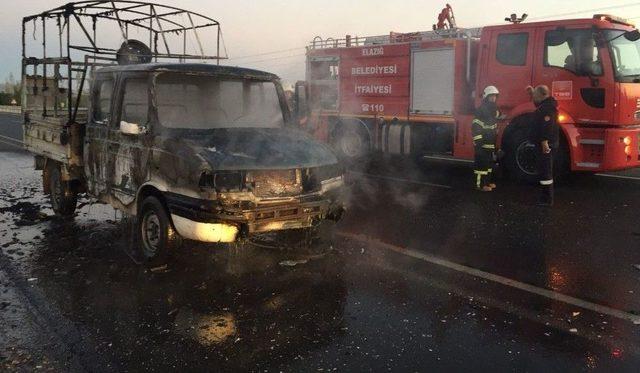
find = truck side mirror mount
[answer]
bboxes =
[294,81,308,125]
[625,29,640,42]
[120,120,147,135]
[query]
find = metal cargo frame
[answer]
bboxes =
[21,1,227,125]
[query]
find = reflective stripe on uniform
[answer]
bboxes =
[540,180,554,186]
[472,119,497,130]
[482,144,495,149]
[473,135,483,141]
[475,170,490,188]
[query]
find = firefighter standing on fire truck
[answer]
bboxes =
[472,86,500,192]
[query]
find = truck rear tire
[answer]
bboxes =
[333,125,370,164]
[47,162,77,218]
[138,196,181,266]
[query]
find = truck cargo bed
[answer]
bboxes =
[23,112,87,167]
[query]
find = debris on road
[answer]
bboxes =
[168,308,179,317]
[279,259,309,267]
[149,265,169,273]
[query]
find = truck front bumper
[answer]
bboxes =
[570,125,640,172]
[165,192,344,243]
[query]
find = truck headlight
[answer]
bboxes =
[199,171,244,192]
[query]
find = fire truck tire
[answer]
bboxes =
[333,124,370,163]
[46,161,77,218]
[138,196,181,266]
[503,127,539,183]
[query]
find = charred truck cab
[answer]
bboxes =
[88,64,344,244]
[21,2,344,264]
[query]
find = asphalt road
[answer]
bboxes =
[1,112,640,371]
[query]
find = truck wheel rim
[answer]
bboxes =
[340,130,364,158]
[516,141,538,176]
[141,212,161,257]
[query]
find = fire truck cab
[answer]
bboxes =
[298,14,640,181]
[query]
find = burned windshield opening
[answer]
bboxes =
[155,73,285,130]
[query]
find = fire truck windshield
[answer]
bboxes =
[155,73,285,130]
[604,29,640,82]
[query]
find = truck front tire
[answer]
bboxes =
[138,196,181,266]
[47,162,77,218]
[504,127,572,184]
[503,127,539,183]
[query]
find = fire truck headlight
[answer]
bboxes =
[623,136,632,146]
[625,145,632,155]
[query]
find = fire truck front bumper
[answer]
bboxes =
[570,125,640,172]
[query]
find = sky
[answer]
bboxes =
[1,0,640,86]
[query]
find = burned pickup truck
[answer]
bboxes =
[21,2,344,263]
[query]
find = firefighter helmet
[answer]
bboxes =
[483,86,500,98]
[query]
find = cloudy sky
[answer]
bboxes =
[1,0,639,85]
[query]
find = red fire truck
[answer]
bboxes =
[295,8,640,181]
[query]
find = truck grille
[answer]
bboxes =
[249,169,303,198]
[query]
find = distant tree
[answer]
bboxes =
[0,74,21,105]
[0,92,11,105]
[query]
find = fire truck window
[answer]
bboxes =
[496,33,528,66]
[93,79,114,124]
[310,61,339,80]
[309,59,339,110]
[121,78,149,126]
[545,29,603,76]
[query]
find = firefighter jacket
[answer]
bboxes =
[531,97,560,149]
[472,100,499,151]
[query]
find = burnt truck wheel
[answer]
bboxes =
[504,127,539,183]
[47,162,77,217]
[333,125,370,163]
[138,196,181,266]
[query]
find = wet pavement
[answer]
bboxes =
[1,113,640,371]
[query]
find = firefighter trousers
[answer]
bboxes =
[537,149,554,205]
[474,148,494,189]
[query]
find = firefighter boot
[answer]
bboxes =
[488,168,496,189]
[538,185,554,206]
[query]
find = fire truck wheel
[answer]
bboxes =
[46,162,77,218]
[504,127,539,183]
[333,125,370,162]
[138,196,181,266]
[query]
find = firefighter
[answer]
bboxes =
[472,86,500,192]
[529,85,559,206]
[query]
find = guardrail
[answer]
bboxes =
[0,106,21,114]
